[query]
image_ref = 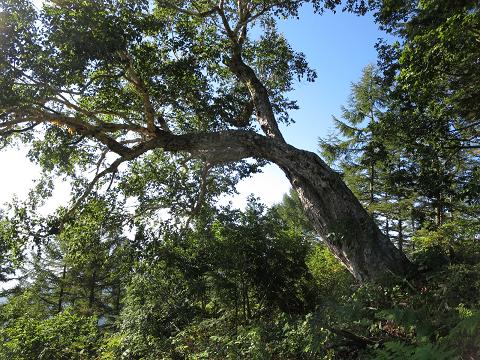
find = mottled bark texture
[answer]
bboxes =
[280,150,413,281]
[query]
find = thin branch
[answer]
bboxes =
[326,326,379,348]
[65,135,87,146]
[64,157,127,221]
[106,170,116,192]
[241,3,275,27]
[449,120,480,134]
[94,148,110,177]
[0,122,40,137]
[120,138,143,145]
[452,145,480,149]
[118,51,170,133]
[179,155,195,170]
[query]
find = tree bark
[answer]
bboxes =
[221,52,412,280]
[397,219,404,252]
[276,147,414,281]
[17,118,413,281]
[88,269,96,311]
[369,161,375,205]
[435,196,444,226]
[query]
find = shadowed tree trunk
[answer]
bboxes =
[224,50,413,281]
[397,219,404,252]
[281,151,413,281]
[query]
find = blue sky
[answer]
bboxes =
[0,3,388,209]
[277,6,384,151]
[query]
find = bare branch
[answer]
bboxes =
[120,138,143,145]
[65,156,127,221]
[0,122,40,137]
[449,120,480,134]
[65,135,87,146]
[94,148,110,177]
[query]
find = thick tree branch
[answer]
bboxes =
[227,55,285,141]
[217,4,237,42]
[156,1,284,142]
[36,111,132,156]
[1,109,152,156]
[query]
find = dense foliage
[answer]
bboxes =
[1,193,479,359]
[1,0,479,359]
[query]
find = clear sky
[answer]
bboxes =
[0,3,386,209]
[278,6,383,149]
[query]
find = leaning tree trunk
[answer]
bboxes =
[2,0,416,286]
[162,130,415,281]
[268,145,414,281]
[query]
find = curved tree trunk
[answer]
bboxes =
[226,51,414,281]
[156,130,415,281]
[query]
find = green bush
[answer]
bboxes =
[0,309,99,360]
